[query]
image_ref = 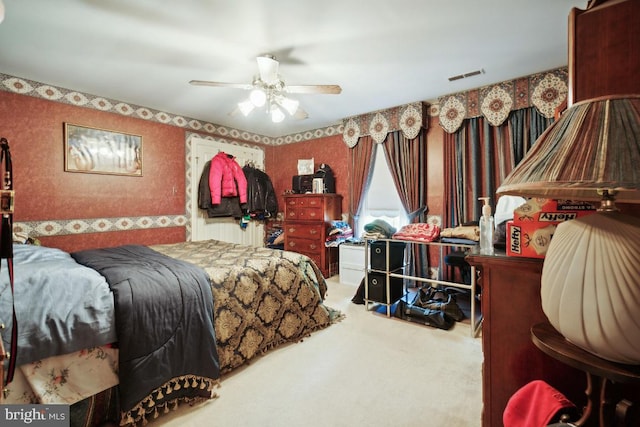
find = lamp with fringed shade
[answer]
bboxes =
[497,94,640,364]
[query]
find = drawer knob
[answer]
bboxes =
[309,244,317,250]
[309,229,317,235]
[289,241,296,247]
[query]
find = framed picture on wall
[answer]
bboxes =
[64,123,142,176]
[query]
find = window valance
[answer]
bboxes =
[438,67,568,133]
[342,102,429,147]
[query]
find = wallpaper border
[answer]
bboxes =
[0,73,342,145]
[14,215,187,238]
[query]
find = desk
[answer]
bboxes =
[363,238,481,337]
[531,322,640,427]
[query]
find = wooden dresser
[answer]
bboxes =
[466,252,585,427]
[283,194,342,278]
[467,251,640,427]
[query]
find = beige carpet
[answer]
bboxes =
[150,276,484,427]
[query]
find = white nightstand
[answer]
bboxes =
[339,243,365,285]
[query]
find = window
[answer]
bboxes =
[355,146,408,237]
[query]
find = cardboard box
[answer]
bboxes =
[507,198,598,258]
[513,198,596,223]
[507,221,557,258]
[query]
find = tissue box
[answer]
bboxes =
[507,221,558,258]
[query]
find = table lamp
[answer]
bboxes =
[497,94,640,364]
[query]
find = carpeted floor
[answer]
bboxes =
[150,275,484,427]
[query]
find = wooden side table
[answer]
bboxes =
[531,322,640,427]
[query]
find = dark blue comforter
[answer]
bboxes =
[71,245,220,424]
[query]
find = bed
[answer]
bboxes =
[1,239,341,426]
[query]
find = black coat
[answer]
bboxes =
[242,165,278,217]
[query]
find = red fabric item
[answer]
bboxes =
[503,380,576,427]
[392,223,441,242]
[209,152,248,204]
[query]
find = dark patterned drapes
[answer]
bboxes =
[382,130,427,222]
[382,129,429,277]
[443,107,554,228]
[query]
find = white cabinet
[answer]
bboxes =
[339,243,365,285]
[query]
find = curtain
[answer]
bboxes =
[382,129,429,277]
[348,135,375,227]
[443,107,554,228]
[382,130,427,221]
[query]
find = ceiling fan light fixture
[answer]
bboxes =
[256,55,279,84]
[191,55,339,124]
[237,99,255,117]
[277,96,299,115]
[270,105,285,123]
[249,88,266,107]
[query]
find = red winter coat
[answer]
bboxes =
[209,152,247,205]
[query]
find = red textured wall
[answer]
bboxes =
[38,228,185,253]
[265,134,351,218]
[1,91,187,250]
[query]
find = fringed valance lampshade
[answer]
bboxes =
[497,94,640,364]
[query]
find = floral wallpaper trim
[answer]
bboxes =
[14,215,187,238]
[0,73,341,145]
[342,102,429,146]
[437,67,568,133]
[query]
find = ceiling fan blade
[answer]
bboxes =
[190,80,253,90]
[256,55,279,85]
[285,84,342,95]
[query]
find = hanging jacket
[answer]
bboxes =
[198,160,244,219]
[242,165,278,217]
[209,152,247,205]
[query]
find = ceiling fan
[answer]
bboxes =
[190,54,342,123]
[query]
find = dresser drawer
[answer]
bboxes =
[286,237,323,254]
[285,223,324,240]
[339,244,365,285]
[285,206,324,221]
[283,194,342,278]
[286,196,323,208]
[340,265,364,286]
[285,196,325,221]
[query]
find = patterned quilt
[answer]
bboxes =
[4,239,341,426]
[151,239,342,373]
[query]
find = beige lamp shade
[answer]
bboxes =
[541,212,640,364]
[497,95,640,203]
[497,95,640,364]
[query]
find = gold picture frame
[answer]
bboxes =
[64,123,142,176]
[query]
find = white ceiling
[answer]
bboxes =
[0,0,589,138]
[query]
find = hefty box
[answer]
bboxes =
[513,198,596,222]
[507,198,597,258]
[507,221,558,258]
